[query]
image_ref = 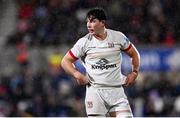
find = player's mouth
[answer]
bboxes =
[88,29,94,33]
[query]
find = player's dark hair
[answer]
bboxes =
[86,8,107,21]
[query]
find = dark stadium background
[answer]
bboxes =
[0,0,180,117]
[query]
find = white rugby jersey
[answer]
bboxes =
[69,29,132,87]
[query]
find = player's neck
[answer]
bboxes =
[94,28,107,40]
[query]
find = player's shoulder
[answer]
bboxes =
[108,29,127,42]
[108,29,126,37]
[75,33,92,46]
[83,33,93,40]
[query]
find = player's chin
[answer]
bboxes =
[88,31,95,35]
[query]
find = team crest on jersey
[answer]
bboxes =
[108,42,114,48]
[87,101,93,108]
[91,58,117,70]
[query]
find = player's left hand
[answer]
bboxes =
[124,72,138,86]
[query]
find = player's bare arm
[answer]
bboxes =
[61,52,89,85]
[124,44,140,86]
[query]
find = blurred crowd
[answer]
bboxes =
[6,0,180,46]
[0,0,180,117]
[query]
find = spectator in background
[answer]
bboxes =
[6,0,178,46]
[48,49,63,75]
[1,0,180,117]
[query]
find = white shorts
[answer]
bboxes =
[85,85,133,116]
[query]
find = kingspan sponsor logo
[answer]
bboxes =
[91,58,117,70]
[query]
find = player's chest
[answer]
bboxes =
[85,41,121,59]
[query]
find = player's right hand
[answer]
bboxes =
[73,71,89,85]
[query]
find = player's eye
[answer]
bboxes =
[90,19,97,23]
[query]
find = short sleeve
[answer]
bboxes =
[119,33,132,51]
[69,38,86,60]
